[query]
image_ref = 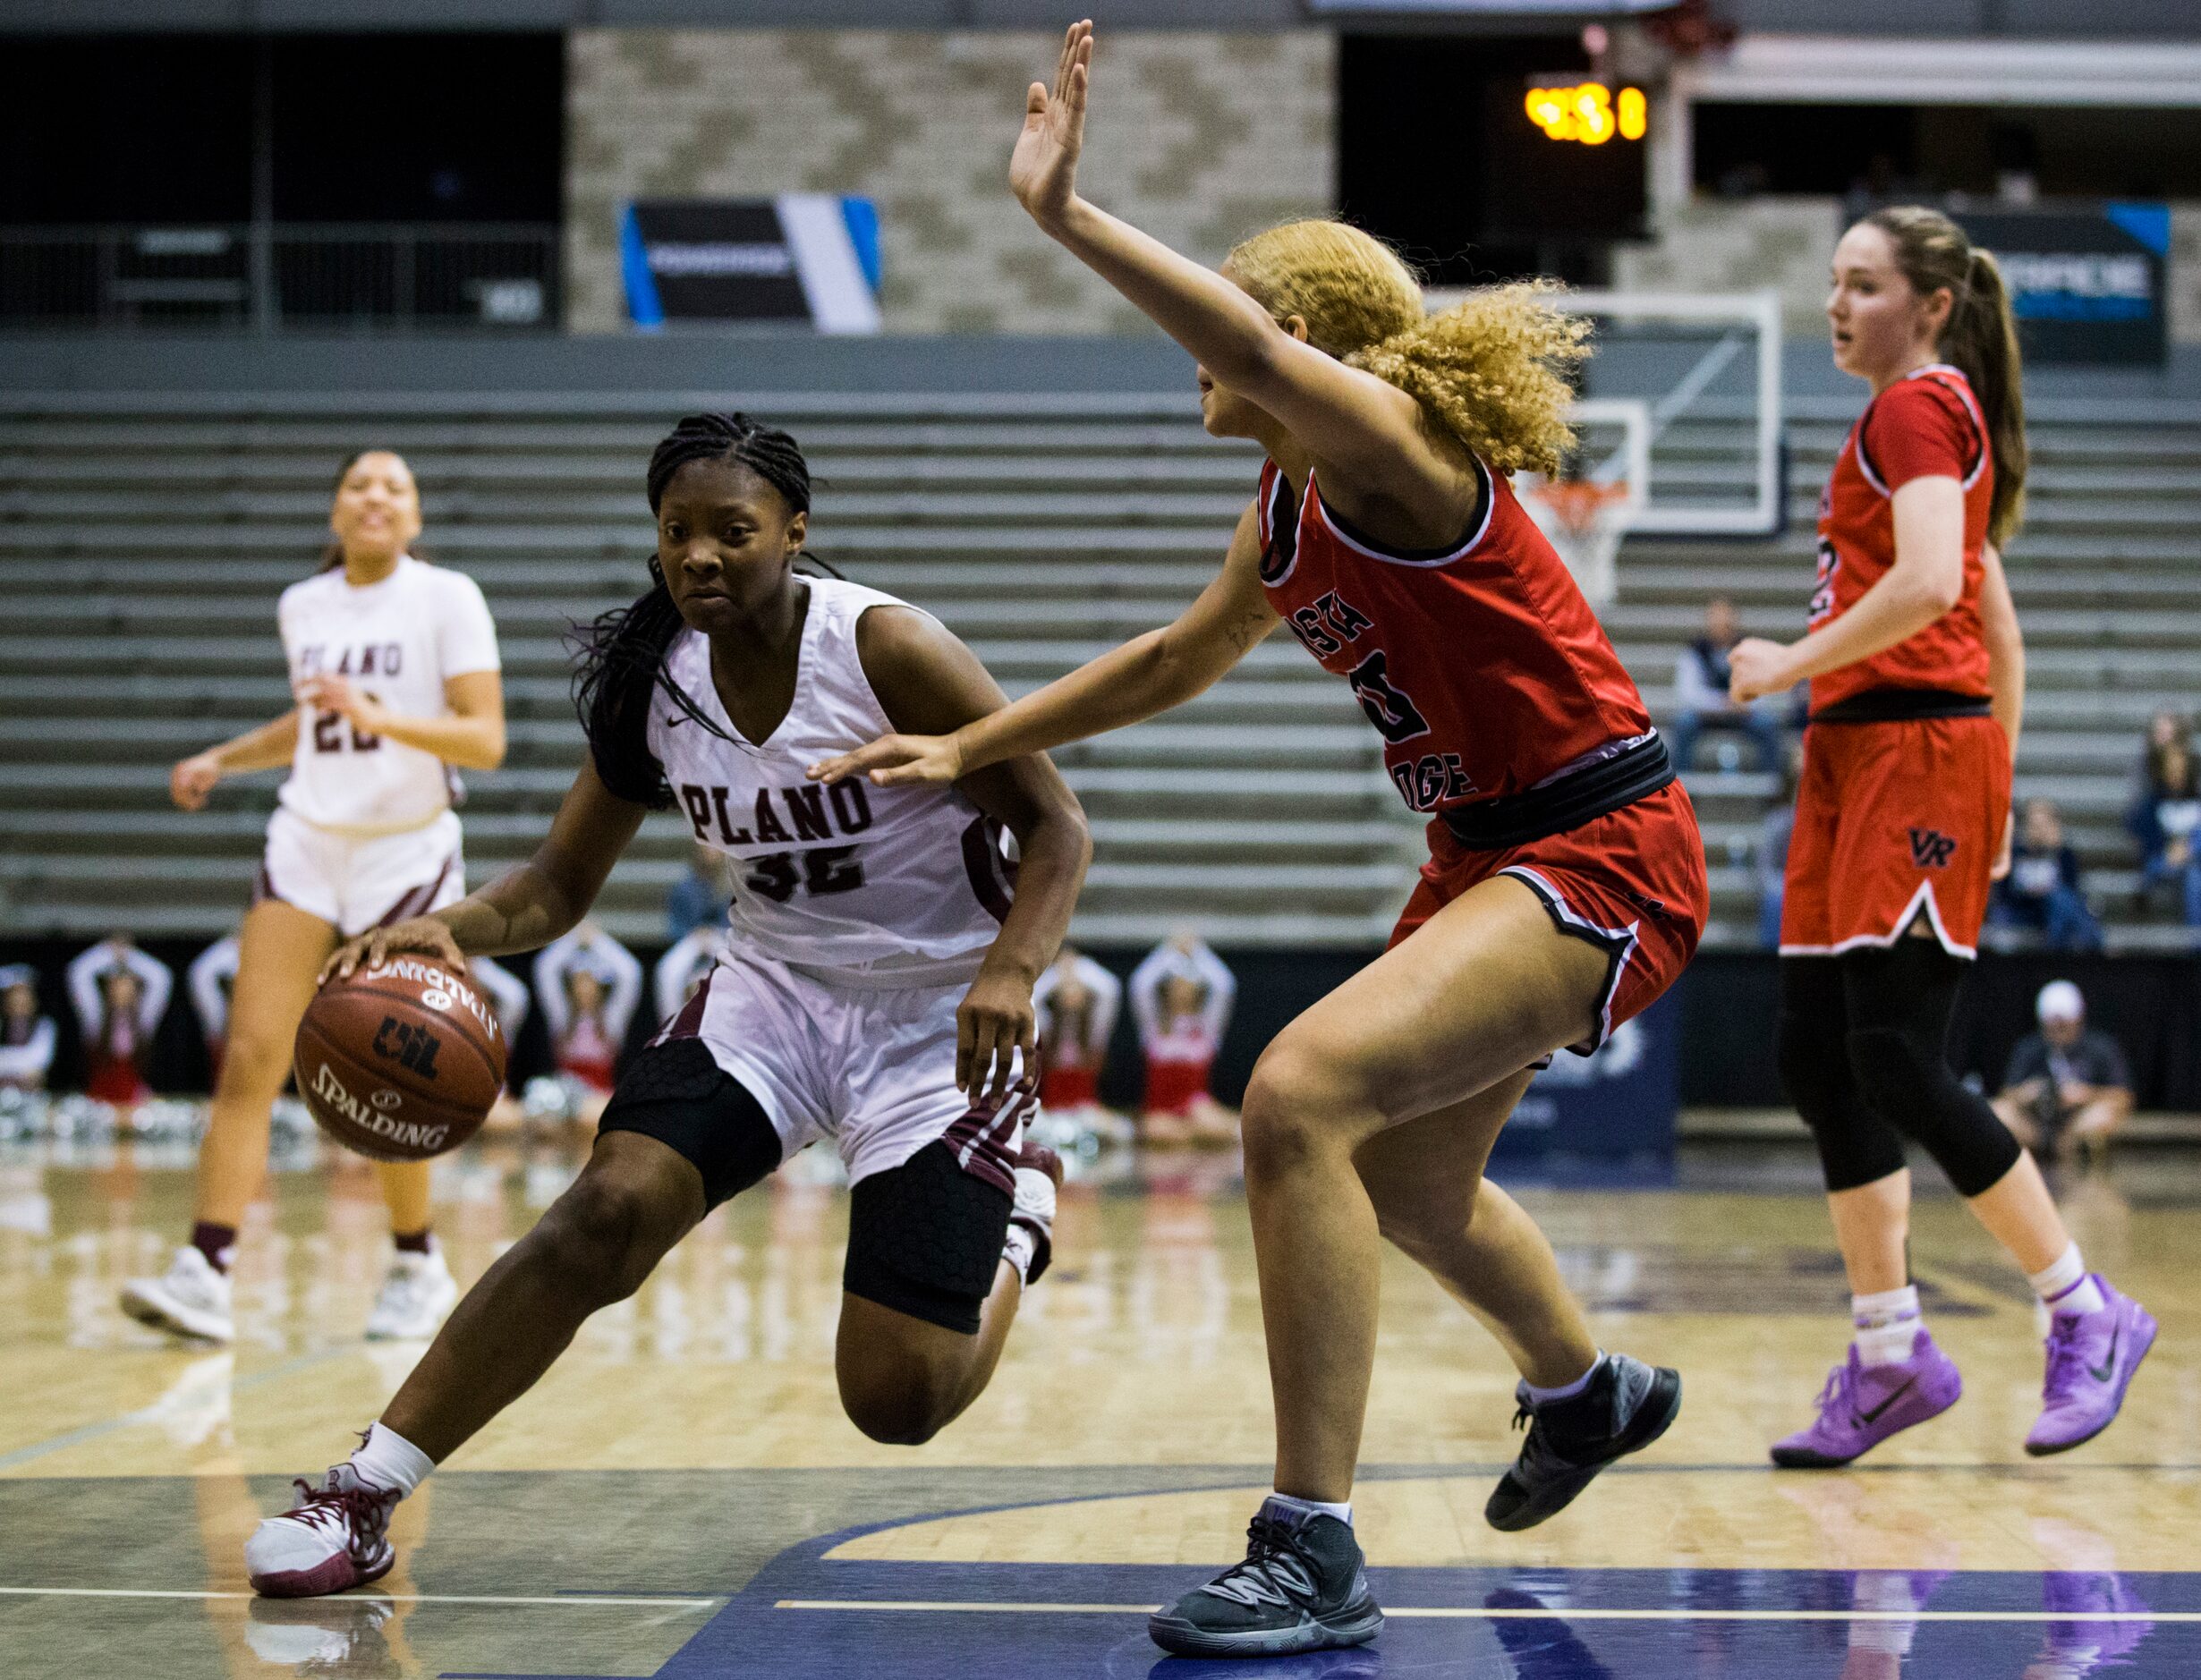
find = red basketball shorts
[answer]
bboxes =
[1390,780,1708,1054]
[1780,713,2010,959]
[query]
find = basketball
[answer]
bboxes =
[293,958,506,1162]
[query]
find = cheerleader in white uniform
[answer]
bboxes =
[67,938,172,1108]
[531,923,643,1124]
[186,932,242,1082]
[0,964,57,1094]
[1130,934,1237,1146]
[1032,947,1121,1118]
[122,449,506,1345]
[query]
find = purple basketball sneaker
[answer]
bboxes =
[1771,1330,1962,1468]
[2026,1277,2156,1456]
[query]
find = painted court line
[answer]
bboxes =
[773,1599,2189,1624]
[0,1587,719,1609]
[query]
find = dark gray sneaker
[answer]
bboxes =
[1484,1352,1681,1532]
[1148,1497,1384,1658]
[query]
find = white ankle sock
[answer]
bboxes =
[1524,1352,1606,1405]
[1270,1492,1351,1526]
[350,1421,436,1498]
[1851,1285,1923,1368]
[2028,1243,2104,1316]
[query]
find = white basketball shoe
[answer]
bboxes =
[1006,1141,1065,1285]
[245,1463,400,1598]
[365,1245,458,1341]
[120,1245,234,1343]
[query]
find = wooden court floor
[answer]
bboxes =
[3,1133,2197,1678]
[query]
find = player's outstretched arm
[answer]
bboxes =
[809,498,1277,790]
[853,605,1094,1100]
[1010,21,1453,512]
[170,709,302,810]
[322,755,647,982]
[1978,541,2024,878]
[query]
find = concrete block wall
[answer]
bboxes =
[565,28,1333,335]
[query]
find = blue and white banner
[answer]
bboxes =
[1953,203,2168,367]
[621,195,881,335]
[1492,989,1680,1163]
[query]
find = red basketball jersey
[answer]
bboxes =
[1810,363,1994,712]
[1255,455,1653,814]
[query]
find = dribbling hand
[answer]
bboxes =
[171,752,223,811]
[806,732,966,789]
[319,916,466,987]
[1010,20,1093,230]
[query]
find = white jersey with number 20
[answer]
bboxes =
[647,578,1016,988]
[276,555,501,836]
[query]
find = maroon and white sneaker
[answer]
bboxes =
[245,1463,399,1598]
[1007,1141,1065,1285]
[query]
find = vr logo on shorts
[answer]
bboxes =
[1908,827,1958,869]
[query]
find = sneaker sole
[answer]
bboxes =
[1147,1599,1383,1658]
[2024,1314,2157,1458]
[250,1546,395,1600]
[120,1285,234,1345]
[1486,1367,1683,1532]
[1770,1380,1963,1469]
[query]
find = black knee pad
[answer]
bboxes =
[1843,1022,2019,1198]
[1779,960,1907,1192]
[1840,940,2021,1198]
[843,1141,1012,1336]
[597,1038,783,1210]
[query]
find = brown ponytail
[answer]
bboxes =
[1862,206,2028,547]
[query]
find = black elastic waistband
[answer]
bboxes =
[1809,687,1993,725]
[1440,734,1675,853]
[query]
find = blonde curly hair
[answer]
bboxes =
[1225,219,1589,478]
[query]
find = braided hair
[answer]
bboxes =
[573,413,826,809]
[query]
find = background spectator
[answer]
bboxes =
[1033,946,1122,1121]
[1671,597,1786,773]
[532,923,643,1126]
[666,844,732,944]
[65,936,172,1107]
[654,926,722,1027]
[1756,741,1804,948]
[1992,980,2132,1170]
[1992,798,2103,952]
[2127,709,2201,926]
[0,964,57,1093]
[1131,933,1237,1146]
[185,931,241,1082]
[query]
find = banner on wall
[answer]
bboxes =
[621,196,881,334]
[1949,203,2169,367]
[1492,988,1680,1162]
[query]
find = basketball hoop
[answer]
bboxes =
[1525,475,1633,607]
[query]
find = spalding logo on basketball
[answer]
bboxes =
[293,958,506,1162]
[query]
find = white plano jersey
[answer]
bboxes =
[648,578,1016,988]
[276,555,501,836]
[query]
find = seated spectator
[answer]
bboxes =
[0,965,56,1093]
[2127,710,2201,925]
[1756,742,1805,949]
[665,844,732,945]
[66,936,173,1107]
[1992,980,2132,1170]
[1671,597,1786,773]
[1991,799,2103,952]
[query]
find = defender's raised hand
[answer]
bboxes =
[1010,20,1093,230]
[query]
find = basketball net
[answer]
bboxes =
[1524,476,1631,606]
